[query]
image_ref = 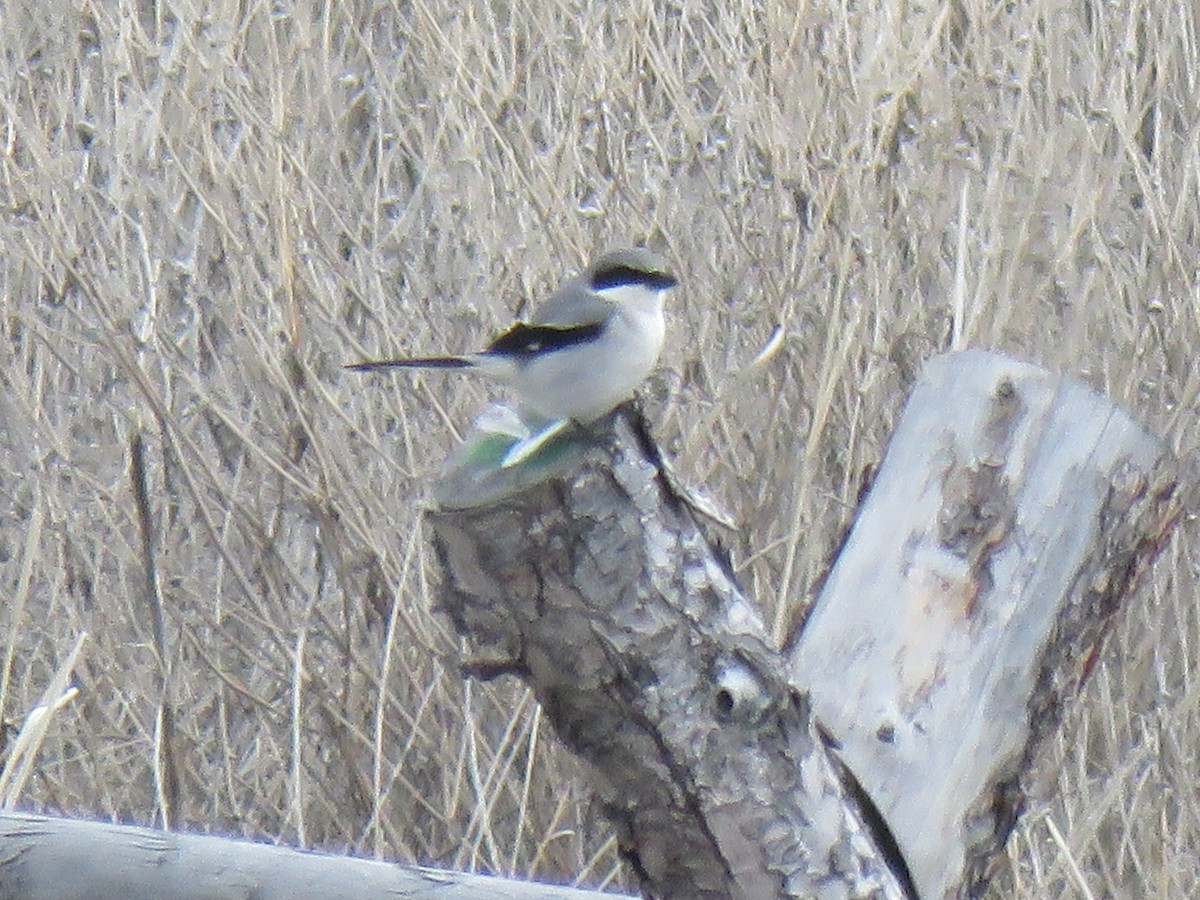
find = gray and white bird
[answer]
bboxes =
[347,248,678,465]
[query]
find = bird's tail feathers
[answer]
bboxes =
[345,356,476,372]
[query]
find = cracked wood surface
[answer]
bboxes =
[789,349,1189,899]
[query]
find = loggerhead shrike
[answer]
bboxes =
[347,248,678,466]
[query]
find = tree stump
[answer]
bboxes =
[428,411,909,898]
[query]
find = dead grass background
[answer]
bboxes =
[1,0,1198,895]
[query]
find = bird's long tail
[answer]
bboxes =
[345,356,476,372]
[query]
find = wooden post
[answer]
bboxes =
[426,414,915,897]
[789,349,1190,898]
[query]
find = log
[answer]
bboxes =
[0,810,618,900]
[427,411,912,898]
[789,349,1190,899]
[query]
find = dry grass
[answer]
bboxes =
[1,0,1198,894]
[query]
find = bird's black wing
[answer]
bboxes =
[484,320,605,361]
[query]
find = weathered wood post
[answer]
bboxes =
[790,350,1189,898]
[428,411,911,898]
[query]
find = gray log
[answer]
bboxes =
[0,810,617,900]
[789,349,1190,899]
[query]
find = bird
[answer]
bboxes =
[347,247,678,466]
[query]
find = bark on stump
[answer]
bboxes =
[429,411,909,898]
